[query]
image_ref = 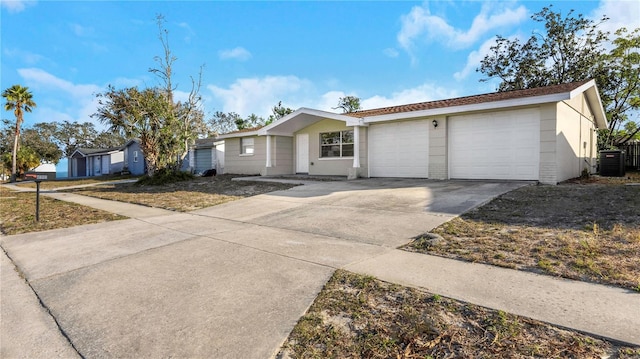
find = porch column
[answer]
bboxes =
[352,126,360,168]
[266,135,273,167]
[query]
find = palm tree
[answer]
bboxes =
[2,85,36,182]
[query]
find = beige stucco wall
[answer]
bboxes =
[223,136,266,175]
[428,116,447,179]
[295,119,368,177]
[555,94,598,182]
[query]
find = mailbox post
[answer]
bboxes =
[24,172,56,222]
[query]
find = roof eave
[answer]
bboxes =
[572,80,608,129]
[362,93,571,123]
[257,108,366,136]
[216,130,260,139]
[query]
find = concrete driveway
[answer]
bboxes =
[1,179,526,358]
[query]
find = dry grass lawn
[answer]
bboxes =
[405,173,640,291]
[278,270,640,358]
[65,174,296,212]
[0,187,126,235]
[14,176,134,190]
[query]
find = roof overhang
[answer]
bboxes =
[362,79,608,129]
[215,81,609,138]
[571,80,608,129]
[121,138,140,149]
[360,94,570,123]
[216,130,260,139]
[256,108,366,137]
[70,148,121,158]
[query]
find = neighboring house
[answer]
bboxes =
[68,139,146,177]
[183,138,225,175]
[218,80,607,185]
[121,139,146,176]
[69,147,124,177]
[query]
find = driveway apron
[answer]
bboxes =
[1,179,555,358]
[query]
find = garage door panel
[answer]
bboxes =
[369,120,429,178]
[450,109,540,180]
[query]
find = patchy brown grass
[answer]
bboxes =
[0,187,126,235]
[14,176,136,190]
[278,270,640,358]
[65,174,297,212]
[405,174,640,291]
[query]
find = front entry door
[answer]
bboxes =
[296,133,309,173]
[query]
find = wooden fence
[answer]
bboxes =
[622,142,640,170]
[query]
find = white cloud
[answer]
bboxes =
[1,0,36,13]
[360,83,458,110]
[316,91,348,112]
[207,75,313,117]
[18,68,101,98]
[218,47,252,61]
[178,22,195,43]
[3,48,44,65]
[397,2,527,62]
[591,0,640,35]
[454,36,498,81]
[17,68,104,127]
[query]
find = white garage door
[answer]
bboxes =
[369,120,429,178]
[449,108,540,180]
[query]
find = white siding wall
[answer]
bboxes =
[110,151,125,173]
[215,142,225,174]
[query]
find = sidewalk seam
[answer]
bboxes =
[1,245,86,359]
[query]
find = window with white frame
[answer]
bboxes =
[320,130,354,158]
[133,150,139,163]
[240,137,254,155]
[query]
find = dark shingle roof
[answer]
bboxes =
[345,80,591,118]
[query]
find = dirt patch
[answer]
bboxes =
[404,174,640,291]
[278,270,640,358]
[65,174,297,212]
[0,187,126,235]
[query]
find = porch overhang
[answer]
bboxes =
[258,108,366,137]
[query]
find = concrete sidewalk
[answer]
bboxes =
[1,249,80,359]
[345,250,640,345]
[1,179,638,358]
[43,192,173,219]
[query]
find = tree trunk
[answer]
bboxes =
[10,118,21,182]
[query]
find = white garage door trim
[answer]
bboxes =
[369,120,429,178]
[449,108,540,180]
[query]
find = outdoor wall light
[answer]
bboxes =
[432,120,438,128]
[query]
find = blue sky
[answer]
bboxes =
[2,0,639,133]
